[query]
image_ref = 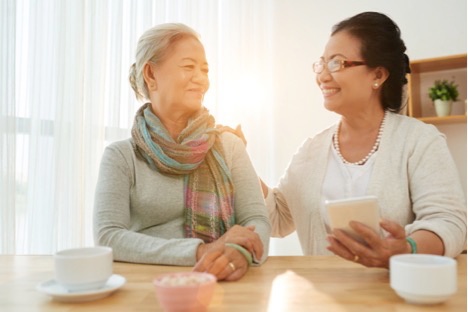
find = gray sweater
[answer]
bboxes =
[94,132,270,266]
[266,113,466,257]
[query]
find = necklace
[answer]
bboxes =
[333,111,387,166]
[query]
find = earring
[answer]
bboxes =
[373,82,379,89]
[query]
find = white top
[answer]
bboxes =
[320,146,376,230]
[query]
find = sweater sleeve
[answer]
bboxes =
[93,142,204,266]
[265,187,296,238]
[405,126,467,257]
[264,135,328,239]
[225,133,271,264]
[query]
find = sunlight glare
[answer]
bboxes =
[267,270,345,312]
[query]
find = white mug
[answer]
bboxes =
[390,254,457,305]
[54,246,113,292]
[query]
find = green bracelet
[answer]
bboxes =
[225,243,253,266]
[406,237,417,254]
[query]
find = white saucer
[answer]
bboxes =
[36,274,126,303]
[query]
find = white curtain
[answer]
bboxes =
[0,0,274,254]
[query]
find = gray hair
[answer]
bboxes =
[129,23,200,102]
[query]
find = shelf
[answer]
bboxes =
[410,54,466,73]
[407,54,467,125]
[417,115,466,125]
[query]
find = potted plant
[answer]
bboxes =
[428,79,459,116]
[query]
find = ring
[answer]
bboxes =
[353,255,359,262]
[228,262,236,272]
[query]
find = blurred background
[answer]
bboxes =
[1,0,466,255]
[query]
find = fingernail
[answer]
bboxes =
[380,219,389,225]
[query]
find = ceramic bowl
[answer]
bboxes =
[390,254,457,305]
[153,272,216,312]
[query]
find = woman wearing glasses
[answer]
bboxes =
[262,12,466,268]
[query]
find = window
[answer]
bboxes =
[1,0,274,254]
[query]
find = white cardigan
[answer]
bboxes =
[266,112,466,257]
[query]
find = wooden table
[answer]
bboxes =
[0,255,465,311]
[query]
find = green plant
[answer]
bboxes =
[428,79,459,101]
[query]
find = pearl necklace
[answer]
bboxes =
[333,111,387,166]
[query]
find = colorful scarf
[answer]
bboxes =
[131,103,235,242]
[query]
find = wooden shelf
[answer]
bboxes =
[410,54,466,72]
[407,54,467,125]
[417,115,466,125]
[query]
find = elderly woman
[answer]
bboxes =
[262,12,466,268]
[94,23,270,281]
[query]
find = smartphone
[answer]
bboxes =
[325,195,382,244]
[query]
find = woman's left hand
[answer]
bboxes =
[326,219,409,268]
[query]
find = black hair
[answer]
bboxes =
[332,12,411,113]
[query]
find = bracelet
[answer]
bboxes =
[406,237,417,254]
[225,243,253,266]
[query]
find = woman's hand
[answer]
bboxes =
[197,225,263,262]
[216,124,247,145]
[219,225,263,260]
[326,219,409,268]
[193,245,249,281]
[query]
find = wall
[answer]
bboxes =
[267,0,467,255]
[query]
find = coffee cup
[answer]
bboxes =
[54,246,113,292]
[390,254,457,305]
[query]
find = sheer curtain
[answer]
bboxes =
[0,0,274,254]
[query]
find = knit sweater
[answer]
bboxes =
[266,113,466,257]
[94,132,271,266]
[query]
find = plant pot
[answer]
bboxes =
[433,99,452,117]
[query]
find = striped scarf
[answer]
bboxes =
[131,103,235,242]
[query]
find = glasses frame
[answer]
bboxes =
[313,59,366,74]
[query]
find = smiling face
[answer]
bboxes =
[150,36,210,118]
[316,31,379,115]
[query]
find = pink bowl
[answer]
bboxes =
[153,272,216,312]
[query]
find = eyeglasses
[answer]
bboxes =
[312,59,366,74]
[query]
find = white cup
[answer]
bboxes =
[54,246,113,292]
[390,254,457,305]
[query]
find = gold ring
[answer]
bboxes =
[228,262,236,272]
[353,255,359,262]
